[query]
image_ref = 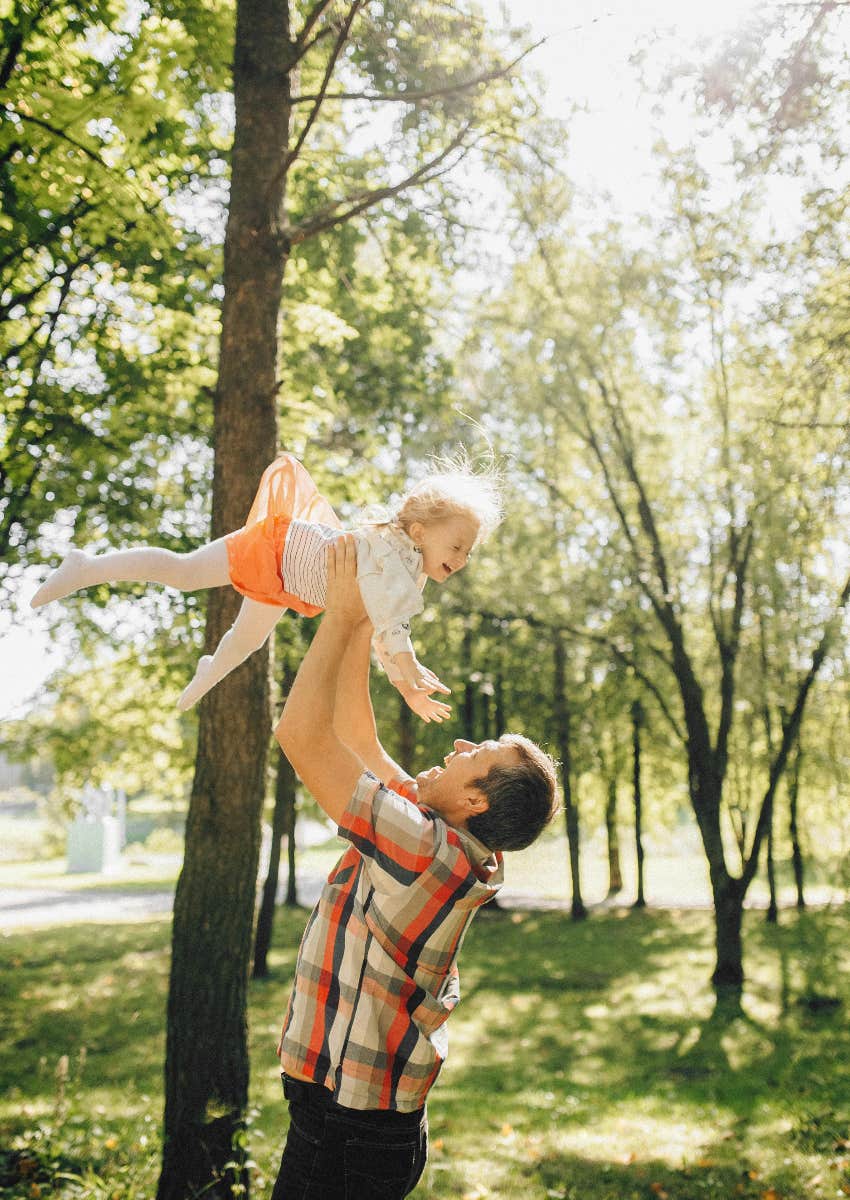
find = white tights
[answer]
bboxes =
[31,539,284,709]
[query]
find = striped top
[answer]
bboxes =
[281,518,340,607]
[278,771,503,1111]
[280,519,426,676]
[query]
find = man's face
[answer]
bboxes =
[415,737,521,828]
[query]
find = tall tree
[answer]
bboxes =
[253,743,298,978]
[470,146,849,988]
[631,698,646,910]
[158,4,544,1196]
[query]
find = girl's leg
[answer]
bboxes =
[30,538,232,608]
[177,597,283,710]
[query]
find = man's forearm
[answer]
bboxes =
[281,611,350,747]
[276,607,364,824]
[333,622,409,785]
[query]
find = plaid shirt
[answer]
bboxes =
[278,770,503,1111]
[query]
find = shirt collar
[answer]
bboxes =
[384,522,422,562]
[387,776,502,880]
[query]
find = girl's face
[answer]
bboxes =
[410,514,480,583]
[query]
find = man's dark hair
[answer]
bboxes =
[467,734,559,852]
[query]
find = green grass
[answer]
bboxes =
[2,905,849,1199]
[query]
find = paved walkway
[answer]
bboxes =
[2,876,840,931]
[0,874,329,930]
[0,878,579,929]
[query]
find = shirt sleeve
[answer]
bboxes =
[371,623,415,684]
[355,530,424,637]
[338,770,441,891]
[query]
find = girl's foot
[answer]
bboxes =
[30,549,93,608]
[177,656,216,711]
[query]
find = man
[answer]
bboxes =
[271,536,558,1199]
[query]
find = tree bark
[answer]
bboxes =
[788,740,805,910]
[158,0,292,1195]
[254,746,298,977]
[554,634,586,920]
[631,699,646,909]
[765,810,778,924]
[712,874,745,990]
[604,772,623,896]
[285,799,298,906]
[494,667,505,736]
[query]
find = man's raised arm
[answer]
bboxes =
[332,621,411,787]
[275,537,366,825]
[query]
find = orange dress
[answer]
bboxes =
[225,454,342,614]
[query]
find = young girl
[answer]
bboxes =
[31,453,501,722]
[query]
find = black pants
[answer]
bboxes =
[271,1074,428,1200]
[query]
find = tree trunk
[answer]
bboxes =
[605,773,623,896]
[494,668,505,736]
[553,634,586,920]
[481,684,493,739]
[285,795,298,905]
[158,1,291,1195]
[631,699,646,909]
[788,740,805,910]
[711,875,745,991]
[253,747,298,977]
[765,809,778,924]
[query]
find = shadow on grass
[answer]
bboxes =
[430,906,850,1198]
[2,904,849,1200]
[530,1148,792,1200]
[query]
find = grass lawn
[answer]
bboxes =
[1,903,849,1199]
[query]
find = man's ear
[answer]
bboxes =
[464,789,489,815]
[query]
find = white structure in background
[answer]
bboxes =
[66,784,127,874]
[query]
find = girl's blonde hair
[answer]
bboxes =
[395,451,503,544]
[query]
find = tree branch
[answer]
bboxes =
[290,37,545,106]
[293,0,337,54]
[288,120,477,244]
[273,0,364,190]
[713,523,754,777]
[741,563,850,891]
[3,104,112,169]
[0,0,53,90]
[0,196,93,277]
[474,605,686,743]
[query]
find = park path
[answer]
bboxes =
[2,872,838,931]
[0,874,321,930]
[0,876,588,930]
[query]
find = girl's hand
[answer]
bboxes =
[397,683,452,724]
[393,651,451,696]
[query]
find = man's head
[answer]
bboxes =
[416,735,559,852]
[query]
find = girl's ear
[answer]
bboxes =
[408,520,425,547]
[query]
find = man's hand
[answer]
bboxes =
[325,535,368,626]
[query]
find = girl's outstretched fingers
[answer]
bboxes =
[419,667,451,696]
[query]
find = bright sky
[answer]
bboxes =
[0,0,777,721]
[480,0,768,205]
